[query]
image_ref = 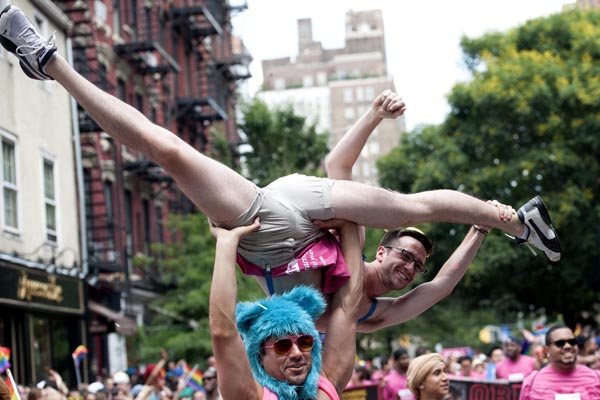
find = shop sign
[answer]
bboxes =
[0,263,83,314]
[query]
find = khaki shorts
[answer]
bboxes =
[219,174,336,268]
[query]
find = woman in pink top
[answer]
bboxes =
[209,218,364,400]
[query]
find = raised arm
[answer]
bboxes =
[325,90,405,180]
[320,220,365,393]
[208,218,262,400]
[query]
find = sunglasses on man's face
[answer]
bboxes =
[550,338,578,348]
[262,334,315,356]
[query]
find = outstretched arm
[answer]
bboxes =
[359,225,488,333]
[357,200,512,333]
[325,90,405,180]
[209,219,262,400]
[320,220,364,393]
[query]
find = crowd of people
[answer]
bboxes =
[4,325,598,400]
[342,325,600,399]
[11,355,221,400]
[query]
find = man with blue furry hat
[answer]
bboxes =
[209,217,363,400]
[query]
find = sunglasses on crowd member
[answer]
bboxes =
[549,338,578,348]
[262,334,315,356]
[384,246,427,274]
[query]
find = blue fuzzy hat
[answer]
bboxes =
[236,286,325,400]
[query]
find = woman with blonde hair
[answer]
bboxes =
[407,353,449,400]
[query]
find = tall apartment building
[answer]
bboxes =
[259,9,405,185]
[0,0,86,385]
[0,0,251,383]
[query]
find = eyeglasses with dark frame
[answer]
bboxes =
[262,334,315,356]
[384,246,427,274]
[549,338,578,348]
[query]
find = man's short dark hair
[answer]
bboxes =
[379,227,434,256]
[392,347,408,360]
[545,323,570,346]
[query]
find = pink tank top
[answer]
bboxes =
[237,234,350,294]
[262,376,339,400]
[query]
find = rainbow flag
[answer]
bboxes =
[5,369,20,400]
[71,345,88,367]
[0,347,10,373]
[187,369,203,390]
[4,376,17,400]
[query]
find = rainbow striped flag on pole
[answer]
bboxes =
[5,369,20,400]
[0,347,11,373]
[183,364,203,390]
[71,345,88,368]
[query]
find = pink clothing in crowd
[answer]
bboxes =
[382,370,414,400]
[519,364,600,399]
[495,354,536,380]
[262,376,339,400]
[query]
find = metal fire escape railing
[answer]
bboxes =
[113,3,180,75]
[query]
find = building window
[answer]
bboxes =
[155,205,163,243]
[316,72,327,86]
[274,78,285,90]
[365,86,375,100]
[42,156,57,243]
[344,107,355,122]
[356,87,365,102]
[303,75,314,87]
[343,88,354,103]
[1,136,18,232]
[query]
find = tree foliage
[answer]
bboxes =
[238,98,329,187]
[377,10,600,342]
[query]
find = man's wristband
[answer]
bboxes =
[473,225,489,235]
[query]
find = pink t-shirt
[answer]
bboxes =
[520,364,600,399]
[237,234,350,294]
[262,375,339,400]
[382,370,414,400]
[495,354,536,380]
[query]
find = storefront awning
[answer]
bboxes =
[88,300,137,336]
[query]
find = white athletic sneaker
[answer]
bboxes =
[515,196,562,262]
[0,5,56,80]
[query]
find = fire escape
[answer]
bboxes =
[112,0,177,203]
[171,1,233,128]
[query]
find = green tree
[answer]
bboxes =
[377,9,600,343]
[238,98,329,187]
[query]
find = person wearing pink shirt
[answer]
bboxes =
[520,324,600,399]
[382,348,414,400]
[495,336,536,381]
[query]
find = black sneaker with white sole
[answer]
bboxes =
[515,196,562,262]
[0,5,56,80]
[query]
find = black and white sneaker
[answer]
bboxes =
[515,196,562,262]
[0,5,56,80]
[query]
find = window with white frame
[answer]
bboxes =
[274,78,286,90]
[42,156,57,243]
[1,136,19,232]
[303,75,314,87]
[343,88,354,103]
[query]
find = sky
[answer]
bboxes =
[231,0,567,131]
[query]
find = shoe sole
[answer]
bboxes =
[519,196,562,261]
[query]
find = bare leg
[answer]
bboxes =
[331,181,525,237]
[45,55,256,222]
